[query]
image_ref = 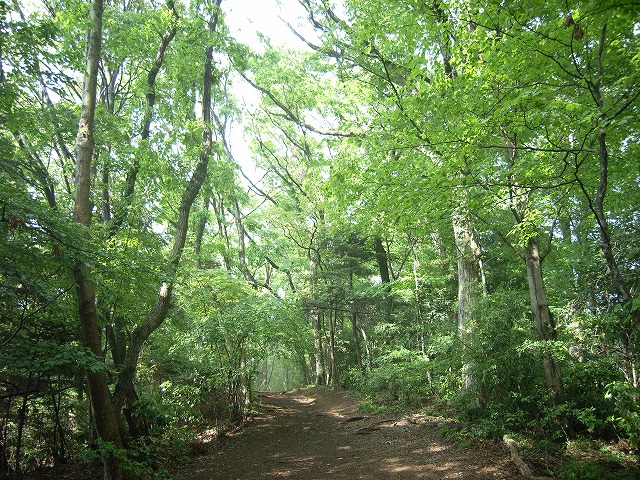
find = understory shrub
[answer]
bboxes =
[558,460,640,480]
[356,349,434,407]
[605,381,640,449]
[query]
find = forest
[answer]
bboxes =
[1,0,639,478]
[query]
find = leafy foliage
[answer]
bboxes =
[1,0,639,477]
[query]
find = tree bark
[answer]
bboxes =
[107,0,179,238]
[194,185,211,269]
[374,235,390,284]
[452,210,483,392]
[232,197,257,286]
[72,0,125,477]
[565,23,639,387]
[591,119,639,384]
[374,235,393,321]
[14,391,28,475]
[502,127,565,405]
[525,236,564,404]
[350,309,363,372]
[328,308,337,386]
[409,237,427,356]
[212,194,232,270]
[309,231,326,385]
[311,310,326,385]
[111,2,222,428]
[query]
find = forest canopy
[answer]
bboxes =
[0,0,639,478]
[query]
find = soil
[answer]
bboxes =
[176,388,524,480]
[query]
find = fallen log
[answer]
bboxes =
[502,435,552,480]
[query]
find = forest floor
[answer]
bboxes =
[175,388,526,480]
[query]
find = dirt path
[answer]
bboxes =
[178,388,523,480]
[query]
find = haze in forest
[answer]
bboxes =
[1,1,639,479]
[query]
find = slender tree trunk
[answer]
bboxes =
[590,120,639,385]
[50,386,67,465]
[308,220,326,385]
[101,154,111,222]
[311,308,326,385]
[374,235,393,320]
[111,2,222,426]
[265,358,275,389]
[212,194,232,270]
[434,3,483,390]
[299,356,310,385]
[232,197,257,286]
[350,309,363,372]
[499,121,566,404]
[0,401,9,475]
[284,364,291,390]
[525,236,564,404]
[328,308,337,386]
[374,235,390,283]
[14,391,28,475]
[72,0,124,477]
[576,27,640,386]
[107,0,178,238]
[194,186,211,269]
[359,325,372,371]
[410,237,427,356]
[229,352,249,424]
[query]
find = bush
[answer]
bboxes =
[563,356,620,437]
[358,349,433,407]
[605,381,640,449]
[558,460,640,480]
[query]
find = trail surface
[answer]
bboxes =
[178,388,523,480]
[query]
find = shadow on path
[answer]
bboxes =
[177,388,522,480]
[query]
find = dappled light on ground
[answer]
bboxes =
[177,388,522,480]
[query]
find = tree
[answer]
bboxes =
[109,0,224,438]
[2,0,640,473]
[71,0,127,477]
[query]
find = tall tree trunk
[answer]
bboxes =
[452,210,483,392]
[501,125,565,405]
[50,385,68,465]
[95,0,179,440]
[435,0,485,388]
[72,0,125,477]
[587,69,640,384]
[232,197,257,286]
[0,401,9,475]
[309,231,326,385]
[374,235,392,320]
[432,6,483,387]
[228,350,249,424]
[212,194,232,270]
[14,390,28,475]
[328,308,337,386]
[111,2,222,427]
[409,237,427,356]
[107,0,179,238]
[194,185,211,269]
[350,309,363,372]
[525,236,564,404]
[374,235,390,283]
[311,310,326,385]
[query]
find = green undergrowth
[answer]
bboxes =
[348,380,639,480]
[553,439,639,480]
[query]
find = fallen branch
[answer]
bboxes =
[340,416,368,424]
[502,435,552,480]
[407,414,455,426]
[354,426,381,434]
